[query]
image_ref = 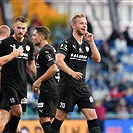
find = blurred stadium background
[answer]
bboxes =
[0,0,133,133]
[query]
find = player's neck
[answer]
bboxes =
[0,35,8,40]
[39,40,48,49]
[0,37,4,40]
[13,35,24,42]
[73,33,83,45]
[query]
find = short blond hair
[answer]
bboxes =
[0,25,10,36]
[71,13,86,25]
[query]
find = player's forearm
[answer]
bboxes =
[89,40,101,63]
[56,59,74,76]
[0,53,16,66]
[29,61,36,76]
[31,66,36,76]
[37,64,57,83]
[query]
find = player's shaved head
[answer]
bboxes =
[0,25,10,38]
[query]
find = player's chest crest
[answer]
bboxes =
[71,44,83,53]
[72,43,89,54]
[25,45,30,51]
[79,47,83,53]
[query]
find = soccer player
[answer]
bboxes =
[0,24,23,108]
[0,25,23,68]
[51,13,102,133]
[0,25,24,133]
[0,16,36,133]
[31,26,58,133]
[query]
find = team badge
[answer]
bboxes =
[85,46,89,52]
[79,47,83,53]
[89,96,94,103]
[26,45,30,51]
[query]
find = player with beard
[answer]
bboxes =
[51,13,102,133]
[0,25,23,69]
[0,25,24,133]
[31,26,58,133]
[0,16,36,133]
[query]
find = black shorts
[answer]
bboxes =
[57,86,94,112]
[0,91,11,111]
[38,84,58,117]
[1,82,27,112]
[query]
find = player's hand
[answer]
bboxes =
[71,71,83,80]
[84,32,93,42]
[32,81,41,94]
[12,44,23,56]
[32,86,40,95]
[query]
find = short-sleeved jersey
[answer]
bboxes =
[58,35,92,87]
[36,44,57,91]
[0,36,34,85]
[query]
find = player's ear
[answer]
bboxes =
[72,23,76,29]
[12,24,15,30]
[40,35,44,40]
[25,27,28,32]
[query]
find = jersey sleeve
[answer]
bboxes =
[0,41,4,57]
[42,48,56,67]
[0,39,8,57]
[87,44,92,58]
[58,40,69,56]
[28,40,35,61]
[84,40,92,59]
